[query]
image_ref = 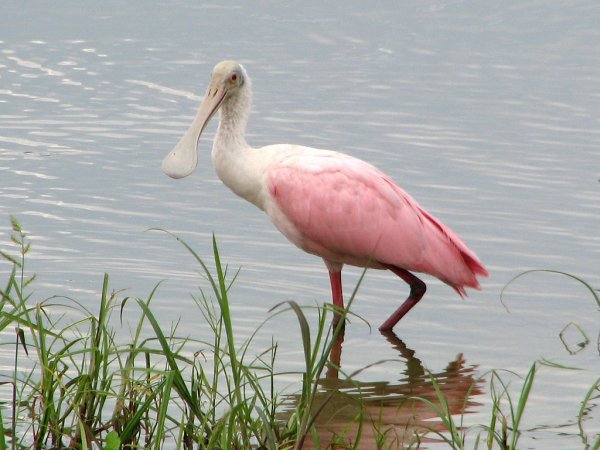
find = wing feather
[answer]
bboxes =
[265,149,486,291]
[267,153,423,265]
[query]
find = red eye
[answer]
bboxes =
[231,73,237,81]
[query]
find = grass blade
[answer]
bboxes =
[510,362,536,449]
[502,269,600,308]
[135,298,206,425]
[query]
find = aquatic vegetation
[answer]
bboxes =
[0,217,598,449]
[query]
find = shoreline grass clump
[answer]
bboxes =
[0,218,352,449]
[0,216,598,449]
[0,217,196,449]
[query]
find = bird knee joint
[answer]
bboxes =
[412,280,427,299]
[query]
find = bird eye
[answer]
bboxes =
[231,73,238,82]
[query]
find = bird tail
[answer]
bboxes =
[418,207,489,297]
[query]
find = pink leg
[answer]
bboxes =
[328,269,345,327]
[379,265,427,331]
[325,327,345,379]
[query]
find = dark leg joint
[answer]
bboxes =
[411,277,427,300]
[379,265,427,331]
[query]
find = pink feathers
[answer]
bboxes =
[267,148,487,296]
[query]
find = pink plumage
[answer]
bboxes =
[266,147,487,294]
[162,61,488,331]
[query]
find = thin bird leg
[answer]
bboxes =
[328,270,345,328]
[379,265,427,331]
[325,328,345,379]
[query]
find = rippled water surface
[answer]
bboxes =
[1,2,599,447]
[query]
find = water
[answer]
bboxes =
[1,1,599,447]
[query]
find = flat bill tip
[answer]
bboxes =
[161,146,197,179]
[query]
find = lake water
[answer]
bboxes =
[1,2,599,448]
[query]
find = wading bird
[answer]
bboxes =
[162,60,488,331]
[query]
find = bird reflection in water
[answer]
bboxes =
[282,330,483,449]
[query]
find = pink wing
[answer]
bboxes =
[266,150,487,294]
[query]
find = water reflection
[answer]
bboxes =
[284,331,482,449]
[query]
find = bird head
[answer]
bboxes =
[162,60,247,179]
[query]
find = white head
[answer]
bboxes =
[162,60,249,179]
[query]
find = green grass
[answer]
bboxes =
[0,219,352,449]
[0,216,598,449]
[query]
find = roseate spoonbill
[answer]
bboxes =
[162,60,488,331]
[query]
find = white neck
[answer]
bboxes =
[214,81,251,149]
[211,83,265,208]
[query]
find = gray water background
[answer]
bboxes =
[1,2,599,447]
